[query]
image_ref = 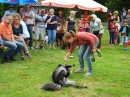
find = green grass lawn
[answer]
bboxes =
[0,25,130,97]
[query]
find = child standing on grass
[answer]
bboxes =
[114,23,120,45]
[109,19,116,45]
[120,20,129,50]
[78,15,87,32]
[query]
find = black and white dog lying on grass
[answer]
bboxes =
[41,64,87,91]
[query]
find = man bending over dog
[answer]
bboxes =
[63,30,99,76]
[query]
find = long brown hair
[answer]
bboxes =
[63,30,76,42]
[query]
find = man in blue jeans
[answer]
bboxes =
[0,14,23,63]
[23,4,35,50]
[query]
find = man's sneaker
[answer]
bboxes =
[119,43,123,45]
[49,46,52,49]
[10,56,16,61]
[75,68,84,73]
[53,46,56,49]
[35,45,40,49]
[4,57,12,63]
[84,72,92,76]
[40,46,44,50]
[124,48,128,50]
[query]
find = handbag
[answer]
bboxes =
[57,25,63,33]
[93,30,99,36]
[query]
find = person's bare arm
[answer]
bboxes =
[27,14,34,19]
[90,26,93,33]
[115,16,120,23]
[64,52,71,62]
[98,21,102,34]
[46,16,52,24]
[50,21,57,24]
[66,21,68,32]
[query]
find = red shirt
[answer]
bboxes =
[78,20,86,32]
[109,23,116,31]
[69,32,98,54]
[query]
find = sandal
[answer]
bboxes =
[27,53,32,58]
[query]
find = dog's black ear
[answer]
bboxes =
[58,64,62,67]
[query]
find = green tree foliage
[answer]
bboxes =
[0,3,19,17]
[95,0,130,21]
[54,8,71,18]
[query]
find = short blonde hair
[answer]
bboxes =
[128,9,130,13]
[63,30,76,42]
[49,8,54,12]
[114,11,118,14]
[70,11,75,15]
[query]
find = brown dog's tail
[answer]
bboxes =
[41,83,62,91]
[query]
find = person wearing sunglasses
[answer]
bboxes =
[1,4,16,21]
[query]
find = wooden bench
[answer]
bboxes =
[0,45,5,64]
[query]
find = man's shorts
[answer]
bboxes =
[35,26,46,40]
[122,36,128,43]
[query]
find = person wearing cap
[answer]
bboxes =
[34,9,47,49]
[2,4,16,21]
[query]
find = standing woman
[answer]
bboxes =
[112,11,121,45]
[87,15,104,52]
[106,10,112,30]
[66,11,77,32]
[46,8,57,49]
[12,13,32,60]
[63,30,99,76]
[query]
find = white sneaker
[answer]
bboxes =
[30,46,34,50]
[53,46,56,49]
[40,46,44,50]
[84,72,92,76]
[49,46,52,49]
[119,43,123,45]
[75,68,84,73]
[35,45,40,49]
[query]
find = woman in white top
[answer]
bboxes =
[87,15,104,52]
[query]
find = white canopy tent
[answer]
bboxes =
[41,0,108,12]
